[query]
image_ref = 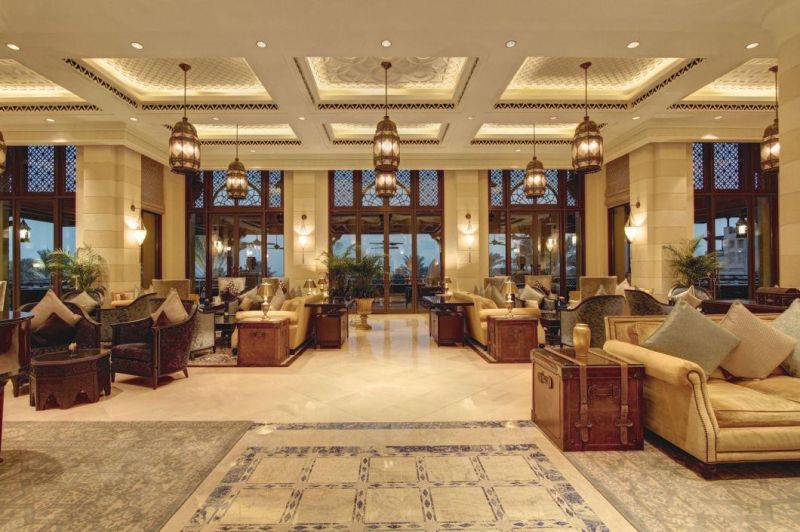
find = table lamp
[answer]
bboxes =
[443,276,452,295]
[317,275,329,298]
[258,281,275,319]
[303,279,316,296]
[502,279,517,317]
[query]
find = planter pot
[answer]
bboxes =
[355,298,374,330]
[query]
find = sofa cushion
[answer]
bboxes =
[31,289,81,331]
[150,289,188,325]
[32,313,76,347]
[68,290,99,311]
[708,380,800,427]
[111,342,153,362]
[641,300,740,375]
[486,284,506,308]
[615,279,631,296]
[518,284,544,304]
[772,299,800,377]
[673,286,702,308]
[239,296,256,311]
[736,376,800,404]
[719,301,797,379]
[270,289,286,310]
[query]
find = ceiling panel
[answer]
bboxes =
[502,57,684,101]
[194,123,296,140]
[0,59,83,102]
[329,122,444,140]
[683,58,777,102]
[82,57,271,102]
[475,123,578,139]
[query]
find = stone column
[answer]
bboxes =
[628,143,694,298]
[75,145,142,296]
[161,166,185,279]
[444,170,481,292]
[583,166,608,276]
[284,170,328,292]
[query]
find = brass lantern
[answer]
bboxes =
[225,124,248,199]
[373,61,399,198]
[524,124,546,198]
[571,62,603,174]
[0,130,6,175]
[760,65,780,174]
[375,169,397,197]
[169,63,201,174]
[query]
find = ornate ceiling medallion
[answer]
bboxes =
[571,62,603,174]
[168,63,201,174]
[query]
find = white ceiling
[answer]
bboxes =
[0,0,793,169]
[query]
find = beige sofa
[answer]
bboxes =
[453,290,542,347]
[604,314,800,470]
[233,293,323,351]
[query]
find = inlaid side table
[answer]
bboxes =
[486,315,539,362]
[30,348,112,411]
[1,311,34,462]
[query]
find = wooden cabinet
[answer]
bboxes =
[430,309,464,346]
[314,308,349,348]
[487,315,538,362]
[236,319,289,366]
[755,287,800,308]
[531,347,644,451]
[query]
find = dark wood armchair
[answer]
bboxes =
[560,295,626,348]
[110,300,196,389]
[12,301,101,397]
[624,289,672,316]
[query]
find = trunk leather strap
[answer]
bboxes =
[574,356,592,444]
[595,349,634,445]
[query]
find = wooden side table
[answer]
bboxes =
[314,308,348,348]
[430,308,464,346]
[236,318,290,366]
[486,315,538,362]
[30,349,112,410]
[539,312,561,346]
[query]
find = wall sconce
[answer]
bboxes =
[735,213,748,237]
[19,218,31,243]
[545,235,557,253]
[462,213,476,264]
[130,204,147,246]
[297,214,311,264]
[624,201,642,243]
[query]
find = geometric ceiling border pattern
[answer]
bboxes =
[471,138,572,145]
[0,103,101,112]
[64,58,138,108]
[668,102,776,111]
[494,102,627,111]
[321,123,448,146]
[162,124,298,145]
[631,58,704,107]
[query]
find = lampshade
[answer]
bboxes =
[375,169,397,198]
[545,235,557,252]
[572,62,603,174]
[502,279,517,296]
[760,65,780,174]
[623,215,638,242]
[226,123,248,199]
[736,217,747,237]
[0,130,6,176]
[303,279,316,289]
[169,63,201,174]
[133,217,147,246]
[19,218,31,243]
[258,282,275,298]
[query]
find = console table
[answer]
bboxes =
[422,295,473,347]
[0,311,33,463]
[307,298,354,349]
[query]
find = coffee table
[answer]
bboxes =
[214,314,237,352]
[29,348,111,410]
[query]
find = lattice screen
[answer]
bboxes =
[238,170,262,207]
[268,171,282,208]
[389,170,411,207]
[361,170,382,207]
[333,170,354,207]
[65,145,77,192]
[26,145,55,192]
[211,170,234,206]
[713,143,740,190]
[418,169,439,206]
[693,143,704,190]
[490,169,504,207]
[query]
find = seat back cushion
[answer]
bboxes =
[772,299,800,377]
[719,301,796,379]
[30,289,81,331]
[150,289,189,326]
[68,290,99,311]
[641,300,740,375]
[270,289,286,311]
[32,313,76,347]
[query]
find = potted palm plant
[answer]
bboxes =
[45,246,107,301]
[350,253,383,330]
[318,245,355,299]
[663,237,718,300]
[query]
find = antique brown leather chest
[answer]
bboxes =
[531,347,644,451]
[755,287,800,308]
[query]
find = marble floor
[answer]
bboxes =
[4,315,532,423]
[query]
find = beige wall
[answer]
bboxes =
[284,170,329,291]
[162,166,186,279]
[628,142,694,298]
[778,32,800,286]
[76,145,142,295]
[583,166,608,276]
[444,170,482,292]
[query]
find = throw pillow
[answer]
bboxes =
[533,281,550,296]
[153,312,173,327]
[488,285,507,308]
[270,289,286,311]
[32,313,76,346]
[518,284,544,304]
[524,299,540,309]
[239,296,254,311]
[30,289,81,331]
[641,300,741,375]
[595,285,607,296]
[615,279,631,296]
[773,299,800,376]
[150,289,188,325]
[674,286,702,308]
[719,301,796,379]
[68,290,99,311]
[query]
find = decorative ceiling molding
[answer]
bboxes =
[64,58,139,108]
[318,102,454,111]
[145,102,278,111]
[494,102,627,111]
[0,103,101,113]
[201,139,302,146]
[332,138,440,146]
[631,58,705,107]
[669,102,776,112]
[470,139,571,146]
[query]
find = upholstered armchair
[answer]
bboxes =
[97,292,156,343]
[625,289,671,316]
[575,276,617,301]
[148,298,213,357]
[13,301,101,397]
[111,300,196,389]
[560,295,625,348]
[152,279,191,299]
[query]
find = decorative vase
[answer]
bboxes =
[356,298,374,330]
[573,323,591,358]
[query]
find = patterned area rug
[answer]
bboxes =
[567,436,800,531]
[178,421,623,531]
[188,348,304,367]
[0,421,251,531]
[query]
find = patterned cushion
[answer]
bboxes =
[718,301,796,379]
[533,281,550,296]
[32,313,76,347]
[31,289,81,331]
[642,300,740,375]
[151,289,188,324]
[773,300,800,377]
[112,343,153,362]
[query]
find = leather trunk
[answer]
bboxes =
[531,346,644,451]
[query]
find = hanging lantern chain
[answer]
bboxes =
[772,65,779,121]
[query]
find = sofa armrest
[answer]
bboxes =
[266,310,298,324]
[479,307,540,319]
[603,340,706,388]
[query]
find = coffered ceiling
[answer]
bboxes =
[0,0,794,169]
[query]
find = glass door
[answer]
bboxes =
[359,214,385,311]
[386,213,412,312]
[713,197,748,299]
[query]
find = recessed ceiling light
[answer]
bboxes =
[714,115,723,120]
[45,118,55,122]
[515,148,521,152]
[381,39,392,48]
[250,149,256,153]
[6,43,20,51]
[745,42,759,49]
[130,42,143,50]
[298,116,306,121]
[129,117,138,121]
[550,116,557,120]
[627,41,640,49]
[632,116,641,120]
[212,116,220,121]
[505,40,516,48]
[467,116,474,120]
[256,40,267,49]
